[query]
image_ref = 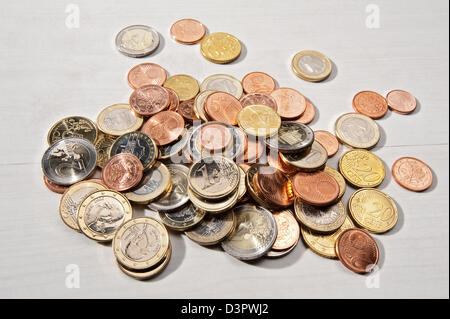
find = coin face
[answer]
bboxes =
[198,123,233,152]
[353,91,388,119]
[240,93,278,111]
[185,210,235,245]
[159,203,206,231]
[292,99,316,124]
[200,32,241,63]
[42,137,97,185]
[78,190,132,242]
[178,99,199,122]
[204,92,243,126]
[291,50,332,82]
[97,104,143,137]
[292,171,340,206]
[142,111,185,146]
[163,74,199,101]
[159,126,191,160]
[129,84,170,116]
[241,72,276,95]
[102,153,144,191]
[335,113,380,149]
[314,130,339,157]
[200,74,243,99]
[339,149,385,188]
[47,116,98,145]
[386,90,417,114]
[349,188,398,233]
[255,166,294,208]
[270,88,306,119]
[170,18,206,44]
[94,134,115,168]
[272,210,299,250]
[280,141,327,171]
[294,199,347,233]
[324,165,346,200]
[194,90,215,121]
[221,204,277,260]
[127,63,167,89]
[392,157,433,191]
[266,122,314,153]
[115,25,159,57]
[237,104,281,137]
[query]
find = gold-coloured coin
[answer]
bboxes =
[96,104,143,137]
[294,198,347,233]
[291,50,332,82]
[59,180,107,231]
[47,116,98,145]
[194,90,216,122]
[113,217,170,270]
[200,32,242,64]
[279,141,327,171]
[94,133,116,168]
[339,149,386,188]
[159,203,206,231]
[324,165,346,200]
[237,167,247,201]
[301,216,355,258]
[237,104,281,137]
[334,113,380,149]
[163,74,199,101]
[349,188,398,233]
[78,190,132,242]
[188,186,239,214]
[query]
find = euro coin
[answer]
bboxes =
[279,141,327,172]
[392,157,433,191]
[271,210,299,251]
[291,50,332,82]
[159,203,206,231]
[265,122,314,153]
[339,149,385,188]
[47,116,98,145]
[163,74,199,101]
[115,25,160,58]
[323,165,346,200]
[94,134,115,168]
[200,32,241,64]
[334,112,380,149]
[188,186,239,214]
[200,74,243,99]
[294,198,346,233]
[96,104,143,136]
[237,104,281,138]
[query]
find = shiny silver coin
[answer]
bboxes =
[159,125,192,160]
[159,203,206,231]
[115,25,160,58]
[42,137,97,186]
[280,141,328,171]
[199,74,243,99]
[265,122,314,153]
[266,239,299,258]
[221,204,277,261]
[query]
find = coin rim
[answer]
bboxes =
[334,112,380,149]
[294,198,347,233]
[291,50,332,82]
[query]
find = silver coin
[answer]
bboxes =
[335,113,380,149]
[294,198,346,233]
[159,203,206,231]
[221,204,277,261]
[159,125,192,160]
[115,25,160,58]
[280,141,327,171]
[148,164,189,212]
[266,239,299,258]
[297,54,327,76]
[200,74,243,99]
[42,137,97,186]
[265,122,314,153]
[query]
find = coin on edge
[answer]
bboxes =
[159,203,206,231]
[294,198,347,233]
[194,90,215,121]
[163,74,199,101]
[200,32,241,64]
[334,112,380,149]
[391,157,433,191]
[115,25,160,57]
[47,116,98,145]
[291,50,332,82]
[339,149,386,188]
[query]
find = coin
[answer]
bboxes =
[335,228,379,274]
[113,217,169,270]
[148,164,189,211]
[237,167,247,201]
[267,152,299,175]
[254,166,294,208]
[270,88,306,119]
[166,88,180,111]
[204,92,242,125]
[292,170,340,206]
[94,134,114,168]
[125,162,171,204]
[200,74,243,101]
[141,111,185,146]
[178,99,199,122]
[349,188,398,233]
[198,122,233,152]
[47,116,98,145]
[127,63,167,89]
[245,164,276,209]
[334,113,380,149]
[386,90,417,114]
[339,149,385,188]
[115,25,159,57]
[241,72,276,95]
[200,32,241,64]
[291,50,332,82]
[241,135,264,163]
[240,93,278,111]
[280,141,327,171]
[185,209,235,246]
[353,91,388,119]
[188,156,240,200]
[163,74,199,101]
[129,84,170,116]
[59,180,107,231]
[294,198,346,233]
[301,216,354,258]
[170,18,206,44]
[266,239,299,258]
[78,190,132,242]
[265,122,314,153]
[314,130,339,157]
[392,157,433,191]
[102,153,143,191]
[159,203,206,231]
[42,137,97,186]
[188,186,239,214]
[43,175,69,194]
[194,90,215,121]
[237,104,281,137]
[109,131,157,170]
[272,210,299,250]
[221,204,277,261]
[159,126,192,160]
[96,104,143,137]
[323,165,346,200]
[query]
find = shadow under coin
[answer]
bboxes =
[372,235,385,270]
[371,124,387,152]
[422,164,439,193]
[321,59,339,83]
[227,41,248,65]
[383,197,405,236]
[153,230,186,281]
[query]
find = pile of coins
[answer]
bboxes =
[42,19,434,279]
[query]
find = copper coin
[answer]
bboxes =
[141,111,185,146]
[234,127,249,160]
[166,88,180,111]
[204,92,243,125]
[272,210,300,251]
[392,157,433,191]
[386,90,417,114]
[177,99,199,122]
[353,91,388,119]
[102,153,143,191]
[127,63,167,89]
[238,163,252,173]
[198,123,233,151]
[267,153,299,175]
[292,171,339,206]
[242,72,276,95]
[292,99,316,124]
[255,166,294,208]
[43,175,69,194]
[170,18,206,44]
[314,130,339,157]
[240,93,277,111]
[336,228,379,274]
[243,136,264,163]
[129,84,170,116]
[88,178,106,186]
[270,88,306,119]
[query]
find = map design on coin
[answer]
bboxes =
[103,108,138,131]
[48,117,97,145]
[50,143,88,176]
[120,223,161,262]
[193,216,226,236]
[84,197,126,234]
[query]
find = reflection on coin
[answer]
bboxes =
[392,157,433,191]
[97,104,143,137]
[194,90,215,122]
[386,90,417,114]
[115,25,159,57]
[270,88,306,119]
[294,198,346,233]
[159,126,192,160]
[95,134,116,168]
[200,74,243,99]
[188,186,239,214]
[200,33,242,64]
[335,113,380,149]
[102,153,143,191]
[339,149,385,188]
[291,50,332,82]
[324,165,346,200]
[353,91,388,119]
[47,116,98,145]
[159,203,206,231]
[280,141,327,172]
[241,72,276,95]
[272,210,299,250]
[237,104,281,137]
[127,63,167,89]
[163,74,199,101]
[266,122,314,153]
[245,164,276,210]
[254,166,294,208]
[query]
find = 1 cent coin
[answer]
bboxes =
[392,157,433,191]
[127,63,167,89]
[129,84,170,116]
[270,88,306,119]
[241,72,276,95]
[353,91,388,119]
[170,18,206,44]
[386,90,417,114]
[142,111,185,146]
[102,153,144,191]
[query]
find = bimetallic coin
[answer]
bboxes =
[265,122,314,153]
[200,32,242,64]
[59,180,107,231]
[97,104,144,137]
[129,85,170,116]
[314,130,339,157]
[292,171,340,207]
[272,210,300,251]
[392,157,433,192]
[280,141,327,172]
[324,165,346,200]
[78,190,132,242]
[185,209,235,246]
[159,126,192,160]
[163,74,199,102]
[349,188,398,233]
[47,116,98,145]
[339,149,386,188]
[291,50,332,82]
[221,204,277,261]
[200,74,243,99]
[335,113,380,149]
[294,198,347,233]
[270,88,306,119]
[159,203,206,231]
[127,63,167,89]
[42,137,97,186]
[95,134,115,168]
[237,104,281,137]
[194,90,215,122]
[386,90,417,114]
[242,72,276,95]
[353,91,388,119]
[170,18,206,44]
[115,25,159,57]
[188,186,239,214]
[102,153,144,191]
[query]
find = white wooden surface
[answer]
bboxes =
[0,0,448,299]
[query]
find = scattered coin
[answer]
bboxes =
[339,149,386,188]
[265,122,314,153]
[272,210,299,251]
[392,157,433,191]
[323,165,346,200]
[129,84,170,116]
[159,126,191,160]
[115,25,159,57]
[198,122,233,152]
[241,134,264,163]
[292,99,316,124]
[178,99,199,122]
[204,92,243,125]
[266,239,299,258]
[194,90,215,121]
[292,170,340,207]
[291,50,332,82]
[295,198,346,233]
[270,88,306,119]
[188,185,239,214]
[159,203,206,231]
[170,18,206,44]
[241,72,276,95]
[200,32,242,64]
[386,90,417,114]
[267,152,299,175]
[185,210,236,246]
[166,88,180,111]
[164,74,199,101]
[102,153,143,191]
[96,104,143,137]
[200,74,243,99]
[280,141,328,172]
[142,111,185,146]
[240,92,278,110]
[238,104,281,137]
[334,112,380,149]
[127,63,167,89]
[353,91,388,119]
[254,166,294,208]
[47,116,98,146]
[313,130,339,157]
[43,175,69,194]
[95,134,115,168]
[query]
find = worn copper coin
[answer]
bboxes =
[177,99,199,122]
[386,90,417,114]
[270,88,306,119]
[292,170,340,206]
[102,153,144,191]
[353,91,388,119]
[129,84,170,116]
[240,93,278,111]
[204,92,242,125]
[272,210,300,250]
[255,166,294,208]
[392,157,433,191]
[166,88,180,111]
[292,99,316,124]
[198,123,233,152]
[170,18,206,44]
[142,111,185,146]
[43,175,69,194]
[314,130,339,157]
[127,63,167,89]
[241,72,276,95]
